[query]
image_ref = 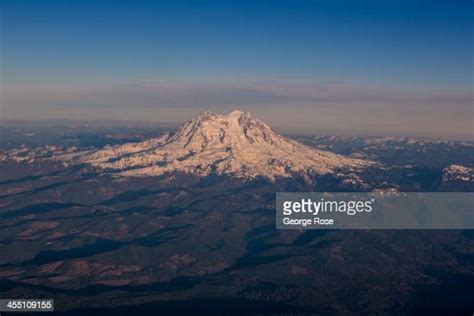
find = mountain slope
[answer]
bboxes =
[71,110,372,181]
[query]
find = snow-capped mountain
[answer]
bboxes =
[68,110,372,181]
[442,164,473,183]
[436,164,474,191]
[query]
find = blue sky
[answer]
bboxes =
[1,0,473,138]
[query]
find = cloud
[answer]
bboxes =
[3,78,472,109]
[2,78,472,139]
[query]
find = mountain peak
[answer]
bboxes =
[194,110,250,120]
[168,109,274,150]
[73,110,373,181]
[227,109,248,117]
[192,110,250,122]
